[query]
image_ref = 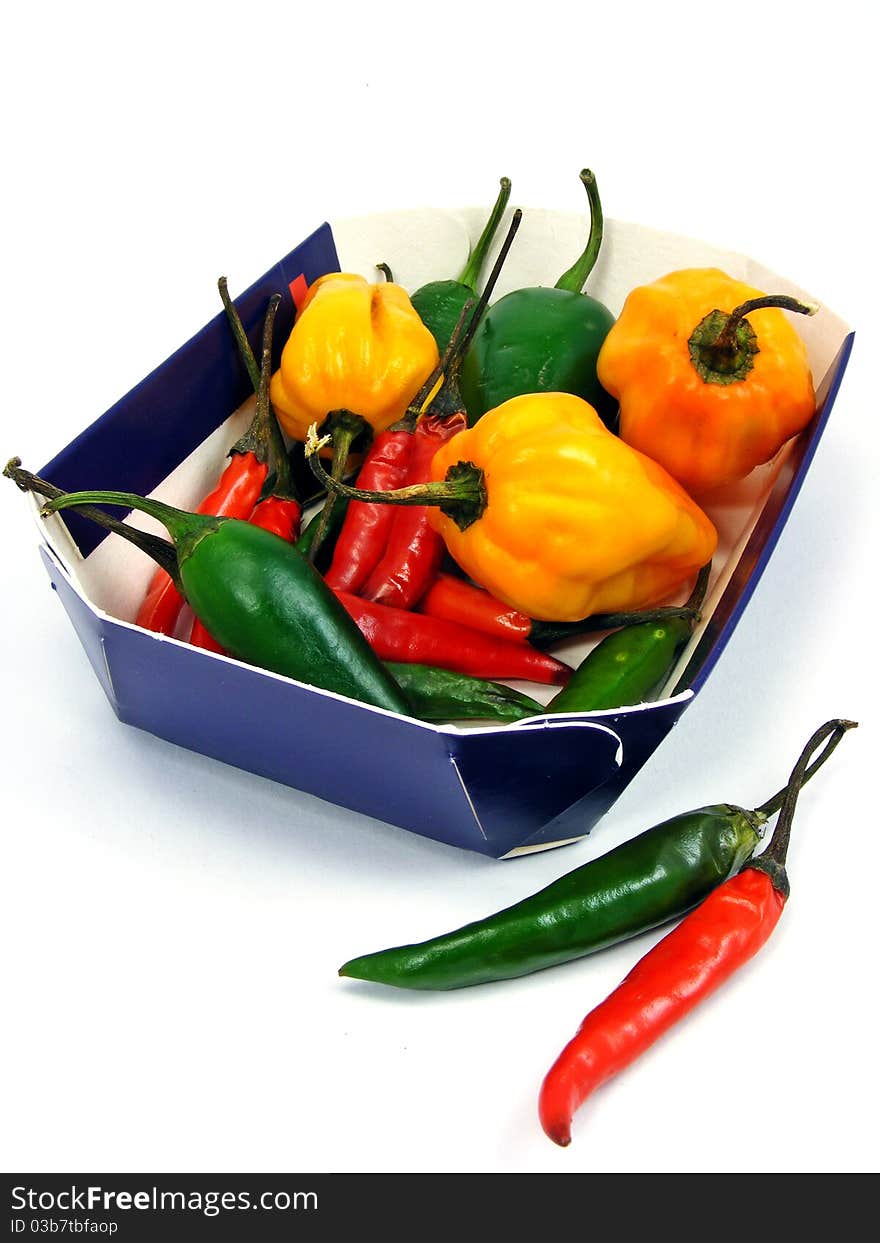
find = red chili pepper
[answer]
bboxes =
[361,413,467,610]
[419,573,533,643]
[135,450,268,635]
[189,494,301,653]
[337,592,570,684]
[538,719,856,1147]
[323,429,416,593]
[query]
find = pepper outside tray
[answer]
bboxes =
[28,211,854,858]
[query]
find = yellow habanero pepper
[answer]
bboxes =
[596,268,817,496]
[306,393,717,623]
[269,272,440,444]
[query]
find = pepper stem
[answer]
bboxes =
[306,429,487,531]
[456,176,512,292]
[4,459,181,583]
[555,169,604,294]
[689,294,818,386]
[751,719,857,894]
[376,262,394,283]
[38,488,225,574]
[306,410,373,561]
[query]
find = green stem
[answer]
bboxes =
[219,276,261,391]
[306,410,372,561]
[4,460,180,582]
[457,176,512,292]
[306,438,487,531]
[555,169,604,294]
[40,488,223,572]
[751,719,857,894]
[376,262,394,283]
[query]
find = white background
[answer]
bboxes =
[2,1,877,1174]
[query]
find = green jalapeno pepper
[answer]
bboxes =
[386,662,543,724]
[459,169,617,428]
[40,488,410,715]
[338,723,850,990]
[410,177,511,354]
[546,564,710,713]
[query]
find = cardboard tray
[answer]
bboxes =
[27,209,854,858]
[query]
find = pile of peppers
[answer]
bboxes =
[8,167,822,726]
[5,166,844,1147]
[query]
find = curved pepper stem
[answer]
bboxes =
[457,176,512,292]
[4,460,181,584]
[689,294,818,386]
[750,718,857,895]
[39,488,225,573]
[306,430,488,531]
[376,262,394,283]
[554,169,604,294]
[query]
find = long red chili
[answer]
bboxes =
[538,718,856,1147]
[337,592,570,684]
[323,428,417,593]
[362,413,467,609]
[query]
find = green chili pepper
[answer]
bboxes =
[338,726,849,990]
[459,169,617,427]
[386,662,543,724]
[410,177,512,354]
[40,488,410,715]
[546,564,710,714]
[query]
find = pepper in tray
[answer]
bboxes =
[307,391,717,623]
[460,169,616,427]
[597,268,818,494]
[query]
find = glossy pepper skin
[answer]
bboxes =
[410,177,512,354]
[362,413,467,609]
[597,268,816,495]
[44,490,410,715]
[538,718,855,1145]
[460,170,616,427]
[339,805,764,990]
[336,592,570,684]
[427,393,718,621]
[269,273,439,444]
[546,564,708,712]
[386,662,542,724]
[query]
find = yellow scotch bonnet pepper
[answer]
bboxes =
[269,272,440,444]
[306,392,718,623]
[596,268,817,496]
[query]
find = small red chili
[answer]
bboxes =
[538,718,856,1147]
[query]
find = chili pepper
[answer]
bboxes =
[460,170,617,427]
[385,662,543,724]
[307,391,717,623]
[338,720,854,993]
[361,413,467,609]
[596,269,818,494]
[546,564,709,712]
[38,488,410,715]
[189,305,303,653]
[135,279,285,637]
[336,593,570,684]
[323,210,523,593]
[538,718,856,1146]
[268,270,439,453]
[410,177,512,353]
[418,573,699,651]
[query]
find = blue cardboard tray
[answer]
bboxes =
[29,219,854,858]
